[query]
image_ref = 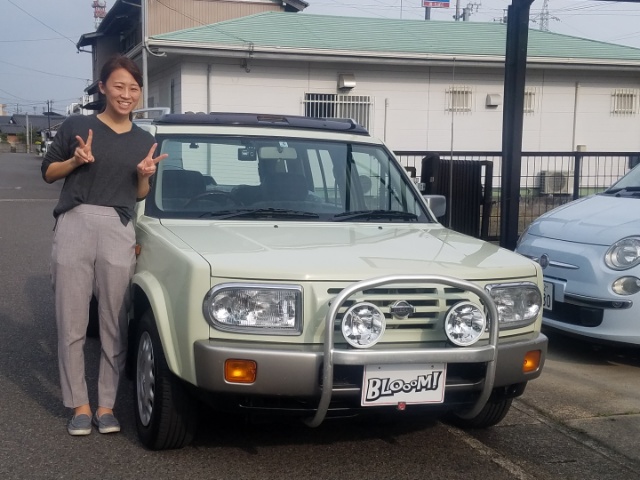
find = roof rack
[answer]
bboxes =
[154,112,370,135]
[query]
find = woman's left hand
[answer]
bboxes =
[137,143,168,178]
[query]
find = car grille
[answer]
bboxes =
[327,285,477,342]
[545,300,604,327]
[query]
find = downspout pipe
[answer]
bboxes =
[571,82,580,150]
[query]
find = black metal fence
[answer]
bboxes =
[395,150,640,242]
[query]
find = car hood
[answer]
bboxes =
[526,194,640,245]
[159,220,537,281]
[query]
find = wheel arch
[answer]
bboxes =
[131,272,183,376]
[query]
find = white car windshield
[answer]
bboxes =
[605,164,640,194]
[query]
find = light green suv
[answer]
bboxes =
[129,112,547,450]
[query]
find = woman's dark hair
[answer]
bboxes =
[99,55,144,87]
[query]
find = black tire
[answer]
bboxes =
[134,309,198,450]
[448,396,513,429]
[87,295,100,338]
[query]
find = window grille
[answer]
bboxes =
[611,89,639,115]
[524,88,536,113]
[446,86,473,112]
[304,93,372,130]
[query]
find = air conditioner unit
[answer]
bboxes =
[540,171,574,195]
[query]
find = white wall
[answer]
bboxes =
[154,56,640,154]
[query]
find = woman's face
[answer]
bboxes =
[99,67,141,117]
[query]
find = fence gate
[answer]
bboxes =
[421,155,493,239]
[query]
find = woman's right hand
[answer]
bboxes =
[73,130,95,166]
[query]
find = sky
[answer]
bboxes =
[1,0,640,117]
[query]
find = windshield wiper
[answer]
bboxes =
[199,208,319,219]
[332,210,419,222]
[604,186,640,195]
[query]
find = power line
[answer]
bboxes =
[7,0,78,48]
[0,37,80,43]
[0,59,90,82]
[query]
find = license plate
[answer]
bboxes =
[543,281,553,311]
[361,363,446,406]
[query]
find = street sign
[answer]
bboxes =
[423,0,450,7]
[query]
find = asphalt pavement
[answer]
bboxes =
[1,152,639,480]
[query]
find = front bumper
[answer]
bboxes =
[517,236,640,345]
[194,333,547,397]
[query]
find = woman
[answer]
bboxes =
[42,55,167,435]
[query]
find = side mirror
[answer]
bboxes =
[423,194,446,218]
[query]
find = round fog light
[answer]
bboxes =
[444,301,487,346]
[342,302,386,349]
[612,276,640,296]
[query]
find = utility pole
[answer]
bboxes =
[540,0,550,31]
[47,100,52,137]
[26,112,30,154]
[454,2,480,21]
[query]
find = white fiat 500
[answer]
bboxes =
[516,164,640,346]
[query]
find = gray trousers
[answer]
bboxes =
[51,204,135,409]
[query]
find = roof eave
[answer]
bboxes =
[146,40,640,71]
[77,31,103,49]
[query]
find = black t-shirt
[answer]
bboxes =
[42,115,155,225]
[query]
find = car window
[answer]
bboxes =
[147,135,431,223]
[605,163,640,192]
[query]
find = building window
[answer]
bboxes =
[524,88,536,113]
[446,86,473,112]
[611,89,639,115]
[304,93,373,130]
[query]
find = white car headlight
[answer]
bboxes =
[605,237,640,271]
[203,284,302,335]
[486,282,541,330]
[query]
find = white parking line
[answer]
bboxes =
[442,424,537,480]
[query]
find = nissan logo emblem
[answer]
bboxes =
[389,300,415,319]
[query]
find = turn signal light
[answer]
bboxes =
[224,359,257,383]
[523,350,541,373]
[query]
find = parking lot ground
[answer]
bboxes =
[2,152,640,480]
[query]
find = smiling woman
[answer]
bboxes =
[40,54,167,437]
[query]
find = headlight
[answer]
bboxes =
[203,284,302,335]
[605,237,640,270]
[341,302,386,349]
[444,301,486,346]
[486,282,541,330]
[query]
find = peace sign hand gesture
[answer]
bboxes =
[73,130,94,166]
[137,143,168,179]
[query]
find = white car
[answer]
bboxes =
[130,112,547,449]
[516,164,640,346]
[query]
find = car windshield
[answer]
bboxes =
[604,163,640,194]
[145,134,432,223]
